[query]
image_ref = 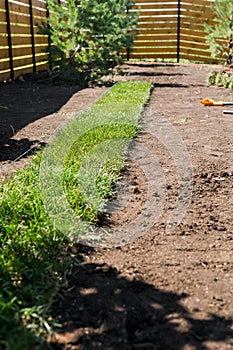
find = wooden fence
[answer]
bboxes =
[0,0,217,82]
[130,0,216,62]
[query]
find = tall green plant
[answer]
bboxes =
[205,0,233,64]
[39,0,138,82]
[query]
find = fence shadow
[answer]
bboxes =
[126,62,180,68]
[153,82,189,88]
[48,262,233,350]
[0,80,81,162]
[124,71,186,77]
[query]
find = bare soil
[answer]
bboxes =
[0,62,232,349]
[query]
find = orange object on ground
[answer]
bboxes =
[201,98,233,106]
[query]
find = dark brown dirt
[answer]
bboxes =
[0,62,232,349]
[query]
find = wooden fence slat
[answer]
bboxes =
[9,2,29,15]
[132,47,177,54]
[9,12,31,25]
[12,45,40,56]
[11,35,47,45]
[10,24,31,35]
[0,10,6,21]
[135,4,176,10]
[0,59,10,70]
[135,34,177,42]
[135,0,176,3]
[128,53,177,60]
[33,0,47,10]
[139,10,178,17]
[0,47,9,58]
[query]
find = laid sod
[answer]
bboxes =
[0,81,152,349]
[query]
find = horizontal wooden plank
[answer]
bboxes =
[9,12,30,25]
[0,59,10,70]
[13,55,33,66]
[181,9,215,21]
[0,47,8,59]
[9,0,29,5]
[10,24,31,35]
[140,16,178,23]
[0,10,6,21]
[9,2,29,15]
[182,0,214,6]
[181,1,213,9]
[0,36,8,47]
[11,44,47,57]
[133,39,178,45]
[13,61,49,77]
[180,40,209,50]
[128,53,177,60]
[12,54,49,70]
[180,22,206,31]
[11,36,31,45]
[34,35,48,44]
[136,28,177,35]
[180,53,214,62]
[131,47,177,54]
[135,34,177,42]
[139,22,177,29]
[135,0,178,3]
[11,35,48,45]
[13,64,34,75]
[135,4,176,11]
[33,0,47,10]
[182,3,215,14]
[36,60,49,67]
[132,47,178,54]
[180,47,212,57]
[32,7,47,18]
[139,10,178,17]
[180,29,208,42]
[181,15,215,26]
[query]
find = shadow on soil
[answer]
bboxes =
[48,262,233,350]
[126,63,180,68]
[153,82,189,88]
[0,80,81,162]
[125,72,186,78]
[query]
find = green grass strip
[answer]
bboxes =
[0,81,152,349]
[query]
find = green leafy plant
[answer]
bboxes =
[207,71,218,85]
[206,69,233,88]
[228,74,233,89]
[205,0,233,64]
[215,71,224,86]
[38,0,138,83]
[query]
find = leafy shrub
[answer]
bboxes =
[205,0,233,64]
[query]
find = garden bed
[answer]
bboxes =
[0,62,233,350]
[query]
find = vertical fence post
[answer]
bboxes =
[29,0,36,73]
[5,0,14,80]
[46,1,52,71]
[126,4,130,61]
[177,0,181,63]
